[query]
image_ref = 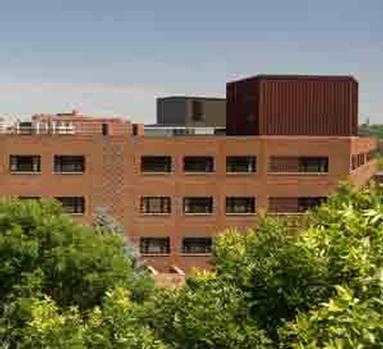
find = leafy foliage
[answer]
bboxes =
[3,183,383,348]
[0,199,152,310]
[0,198,154,348]
[214,220,328,334]
[142,272,271,349]
[280,286,383,348]
[359,122,383,141]
[212,182,383,346]
[84,288,169,349]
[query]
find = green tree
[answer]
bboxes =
[11,296,85,349]
[213,182,383,346]
[214,220,327,335]
[142,271,271,349]
[280,286,383,348]
[3,183,383,348]
[85,287,169,349]
[0,198,152,310]
[1,290,168,349]
[0,198,154,347]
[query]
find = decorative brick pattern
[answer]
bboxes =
[100,142,125,222]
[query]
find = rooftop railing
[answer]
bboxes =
[0,121,130,136]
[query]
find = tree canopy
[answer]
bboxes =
[2,183,383,348]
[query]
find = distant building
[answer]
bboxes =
[156,96,226,127]
[0,75,377,273]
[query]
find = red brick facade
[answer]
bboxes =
[0,75,377,272]
[0,125,376,272]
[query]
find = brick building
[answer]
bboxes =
[0,75,377,272]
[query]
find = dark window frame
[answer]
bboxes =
[226,156,257,173]
[183,156,214,173]
[297,197,326,212]
[366,150,376,162]
[132,124,139,136]
[269,156,329,173]
[181,237,212,254]
[226,197,256,214]
[183,197,213,215]
[298,157,328,173]
[140,237,170,255]
[102,123,109,136]
[54,155,85,173]
[351,154,358,170]
[141,156,172,173]
[10,155,41,173]
[268,196,326,213]
[140,197,171,214]
[56,196,85,214]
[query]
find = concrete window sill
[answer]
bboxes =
[226,172,257,175]
[268,212,306,216]
[225,212,257,216]
[10,171,41,175]
[180,253,212,257]
[141,253,170,257]
[267,172,328,176]
[183,172,215,176]
[141,172,173,176]
[140,213,171,216]
[184,213,213,216]
[54,172,84,175]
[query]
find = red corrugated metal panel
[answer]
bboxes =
[226,78,260,135]
[259,77,357,136]
[226,75,358,136]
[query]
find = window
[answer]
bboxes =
[102,123,109,136]
[357,153,365,167]
[192,100,204,121]
[226,197,256,214]
[299,157,328,173]
[54,156,85,173]
[182,237,212,254]
[140,238,170,255]
[297,197,326,212]
[183,197,213,214]
[351,153,368,170]
[226,156,256,173]
[269,157,299,172]
[132,124,138,136]
[141,156,172,173]
[268,197,326,213]
[56,197,85,214]
[10,155,41,173]
[140,197,171,214]
[183,156,214,173]
[269,156,328,173]
[351,154,358,170]
[367,150,376,162]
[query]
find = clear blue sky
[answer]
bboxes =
[0,0,381,123]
